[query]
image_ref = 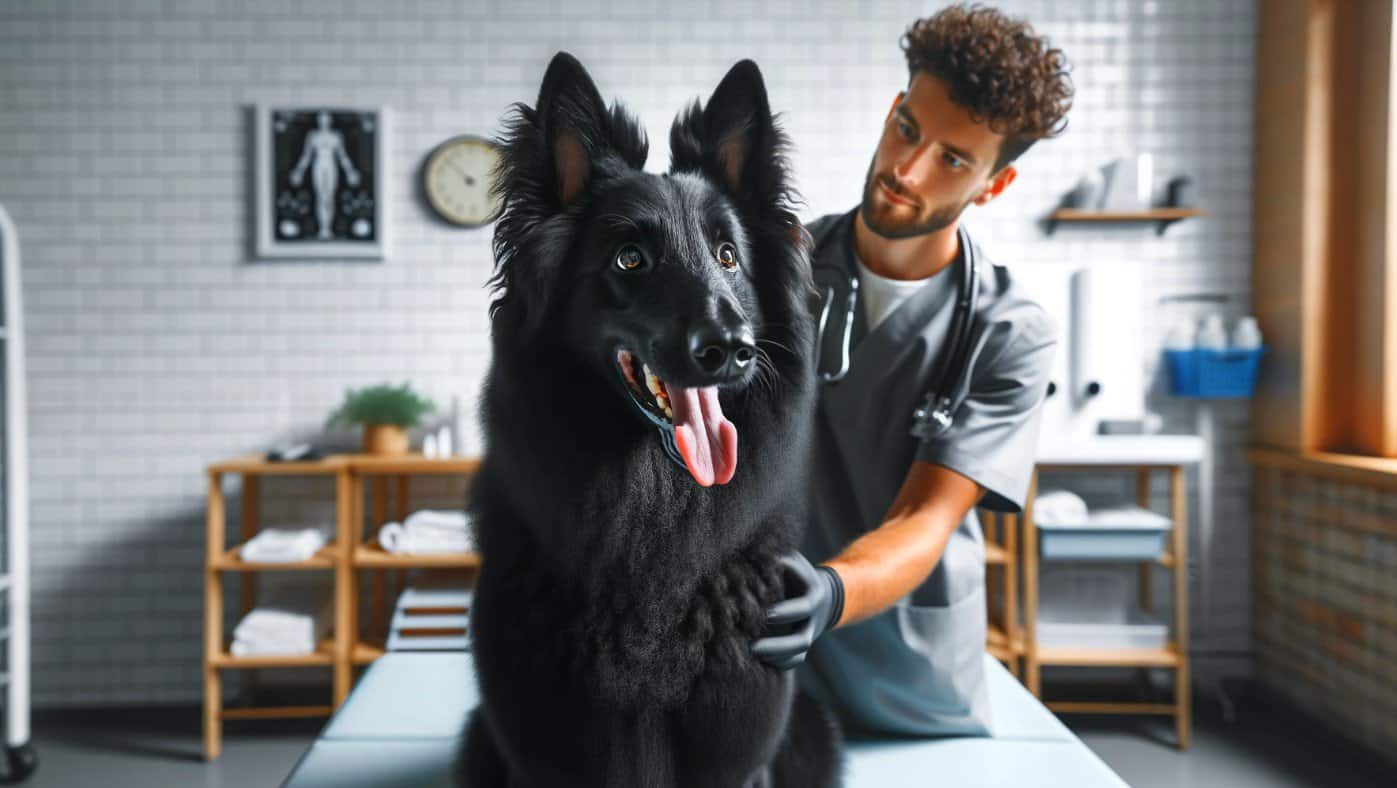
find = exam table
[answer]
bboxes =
[284,652,1127,787]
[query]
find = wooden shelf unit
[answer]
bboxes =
[202,452,481,761]
[1020,462,1193,750]
[203,451,1089,755]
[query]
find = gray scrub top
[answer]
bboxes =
[796,208,1057,737]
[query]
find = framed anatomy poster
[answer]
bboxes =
[253,105,391,259]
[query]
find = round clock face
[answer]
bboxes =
[423,136,503,227]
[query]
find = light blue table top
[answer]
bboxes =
[286,652,1127,787]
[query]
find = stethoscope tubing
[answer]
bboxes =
[811,218,979,439]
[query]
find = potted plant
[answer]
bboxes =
[325,382,437,456]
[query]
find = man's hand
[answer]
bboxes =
[751,551,845,670]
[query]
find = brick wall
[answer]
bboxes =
[1252,467,1397,766]
[0,0,1257,706]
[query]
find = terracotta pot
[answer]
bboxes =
[362,424,409,456]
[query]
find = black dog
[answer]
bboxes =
[460,52,842,787]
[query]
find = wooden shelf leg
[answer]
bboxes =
[1005,510,1020,679]
[239,475,259,701]
[1136,469,1152,612]
[333,470,355,707]
[1171,465,1192,750]
[372,476,388,636]
[1023,470,1040,697]
[204,471,225,761]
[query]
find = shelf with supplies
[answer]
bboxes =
[211,544,338,571]
[354,538,480,569]
[202,451,481,761]
[1019,457,1197,750]
[208,638,337,670]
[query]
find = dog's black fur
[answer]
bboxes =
[459,52,842,787]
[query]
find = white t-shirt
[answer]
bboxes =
[853,247,933,331]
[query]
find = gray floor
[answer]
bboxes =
[15,695,1395,787]
[1068,712,1394,788]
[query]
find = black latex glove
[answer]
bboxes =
[751,551,845,671]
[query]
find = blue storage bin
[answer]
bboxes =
[1164,346,1266,398]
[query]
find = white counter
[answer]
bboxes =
[1036,435,1205,466]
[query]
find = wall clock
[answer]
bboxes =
[422,135,503,227]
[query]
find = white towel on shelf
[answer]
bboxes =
[231,578,332,656]
[403,509,470,535]
[1032,490,1090,525]
[239,526,329,563]
[378,512,474,555]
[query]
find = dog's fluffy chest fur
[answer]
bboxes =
[575,537,787,709]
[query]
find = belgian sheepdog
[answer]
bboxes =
[460,52,843,787]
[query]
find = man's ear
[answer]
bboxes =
[975,165,1017,205]
[535,52,610,210]
[668,59,779,202]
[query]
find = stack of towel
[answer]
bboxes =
[1032,490,1090,525]
[231,577,333,656]
[240,525,330,563]
[378,509,473,555]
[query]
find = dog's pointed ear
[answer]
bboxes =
[669,59,778,201]
[536,52,610,209]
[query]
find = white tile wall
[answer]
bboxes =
[0,0,1256,706]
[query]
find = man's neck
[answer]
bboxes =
[853,209,960,281]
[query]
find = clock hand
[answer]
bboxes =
[446,161,474,184]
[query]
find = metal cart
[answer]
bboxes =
[0,205,37,782]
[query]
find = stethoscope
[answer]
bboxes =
[812,218,981,440]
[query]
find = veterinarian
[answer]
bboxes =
[751,4,1073,736]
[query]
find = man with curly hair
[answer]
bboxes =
[751,4,1073,736]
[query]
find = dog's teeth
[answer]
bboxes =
[641,363,673,415]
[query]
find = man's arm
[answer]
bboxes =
[824,459,984,628]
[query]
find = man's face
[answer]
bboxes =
[860,72,1013,239]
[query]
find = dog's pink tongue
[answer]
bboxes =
[669,385,738,487]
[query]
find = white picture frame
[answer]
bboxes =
[253,104,391,260]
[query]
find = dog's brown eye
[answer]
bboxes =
[615,246,644,271]
[717,242,738,270]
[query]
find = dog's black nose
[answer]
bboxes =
[689,324,756,378]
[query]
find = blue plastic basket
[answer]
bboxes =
[1164,347,1266,398]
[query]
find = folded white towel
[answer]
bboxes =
[240,527,329,562]
[378,521,473,555]
[403,509,470,533]
[235,614,309,639]
[231,577,332,656]
[1033,490,1090,525]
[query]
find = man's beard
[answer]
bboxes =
[859,159,967,239]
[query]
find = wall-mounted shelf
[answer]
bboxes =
[1046,207,1205,236]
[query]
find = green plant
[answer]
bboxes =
[325,382,436,430]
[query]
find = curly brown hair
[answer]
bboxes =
[901,3,1073,172]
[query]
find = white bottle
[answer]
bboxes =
[1231,316,1263,350]
[451,394,467,457]
[437,425,452,457]
[1164,319,1196,351]
[1196,314,1227,350]
[423,433,438,459]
